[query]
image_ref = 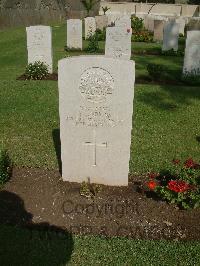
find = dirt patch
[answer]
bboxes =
[0,167,200,240]
[16,73,58,81]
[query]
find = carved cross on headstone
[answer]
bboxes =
[83,130,107,167]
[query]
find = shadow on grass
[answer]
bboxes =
[0,190,73,265]
[137,84,200,111]
[52,128,62,175]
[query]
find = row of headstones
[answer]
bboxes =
[26,23,199,186]
[26,19,200,75]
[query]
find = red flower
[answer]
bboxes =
[168,180,190,193]
[147,180,157,190]
[172,159,180,165]
[184,158,199,169]
[148,172,159,179]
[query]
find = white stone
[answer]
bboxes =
[26,25,53,73]
[183,31,200,75]
[115,15,131,29]
[162,21,179,51]
[84,17,96,39]
[67,19,82,50]
[105,27,132,60]
[95,15,108,30]
[58,56,135,186]
[154,20,165,41]
[176,17,186,36]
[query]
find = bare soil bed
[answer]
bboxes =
[0,167,200,240]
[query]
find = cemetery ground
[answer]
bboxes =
[0,24,200,264]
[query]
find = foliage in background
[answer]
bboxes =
[25,61,49,80]
[131,16,144,32]
[102,6,110,15]
[85,32,99,53]
[187,0,200,4]
[0,149,12,185]
[95,28,106,41]
[182,68,200,86]
[146,159,200,209]
[131,16,153,42]
[161,49,184,57]
[81,0,100,17]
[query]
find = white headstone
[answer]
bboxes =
[67,19,82,50]
[115,15,131,29]
[176,17,185,36]
[95,15,108,30]
[162,21,179,51]
[183,31,200,75]
[105,27,132,60]
[107,14,121,26]
[58,56,135,186]
[84,17,96,39]
[26,25,53,73]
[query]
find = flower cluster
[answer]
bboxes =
[145,158,200,209]
[167,180,190,193]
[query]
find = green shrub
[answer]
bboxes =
[131,16,144,32]
[0,149,12,185]
[85,32,99,53]
[161,49,184,57]
[147,63,165,80]
[25,61,49,80]
[146,158,200,209]
[95,28,106,41]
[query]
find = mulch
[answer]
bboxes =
[0,167,200,240]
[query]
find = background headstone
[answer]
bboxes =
[162,21,179,51]
[84,17,96,39]
[183,30,200,75]
[105,27,132,60]
[115,15,131,29]
[95,15,108,30]
[176,17,186,35]
[67,19,82,50]
[26,25,53,73]
[58,56,135,186]
[154,20,165,41]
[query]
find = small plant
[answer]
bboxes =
[25,61,49,80]
[95,27,106,41]
[182,68,200,86]
[161,49,184,57]
[147,63,165,81]
[85,31,99,53]
[80,179,102,199]
[0,149,12,185]
[131,16,144,32]
[102,6,110,15]
[146,158,200,209]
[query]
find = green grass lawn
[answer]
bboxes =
[0,24,200,173]
[0,23,200,265]
[0,225,200,266]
